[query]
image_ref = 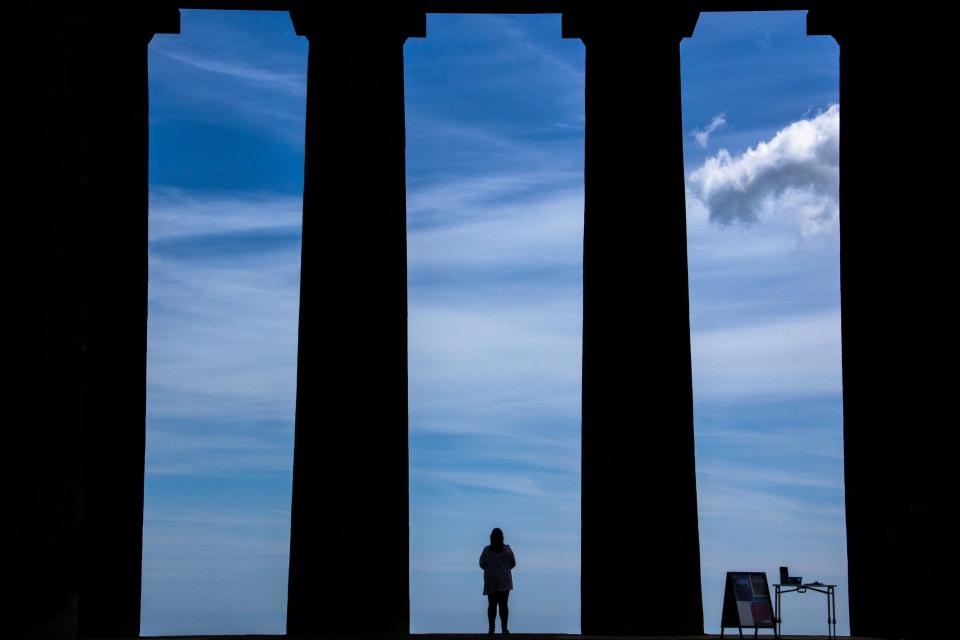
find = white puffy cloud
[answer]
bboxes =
[688,105,839,237]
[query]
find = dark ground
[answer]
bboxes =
[119,635,875,640]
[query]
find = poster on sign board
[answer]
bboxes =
[721,571,776,634]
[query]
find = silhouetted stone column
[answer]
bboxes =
[564,4,703,635]
[808,9,951,640]
[286,3,424,635]
[13,3,90,636]
[76,4,179,638]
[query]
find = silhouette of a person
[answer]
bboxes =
[479,527,516,634]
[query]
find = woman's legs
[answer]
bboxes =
[498,591,510,632]
[487,591,510,633]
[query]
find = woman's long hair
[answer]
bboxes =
[490,527,505,553]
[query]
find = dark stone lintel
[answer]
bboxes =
[289,0,426,40]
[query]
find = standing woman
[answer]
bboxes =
[479,527,516,634]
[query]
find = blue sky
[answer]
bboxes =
[142,9,843,636]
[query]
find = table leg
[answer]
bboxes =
[775,586,781,637]
[831,587,837,639]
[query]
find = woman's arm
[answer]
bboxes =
[479,548,488,569]
[507,546,516,569]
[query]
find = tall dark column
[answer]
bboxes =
[12,3,91,636]
[286,3,424,635]
[808,8,951,640]
[564,4,703,635]
[76,4,179,638]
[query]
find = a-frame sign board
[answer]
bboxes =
[720,572,779,638]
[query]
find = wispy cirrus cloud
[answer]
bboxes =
[409,183,583,270]
[691,310,842,398]
[150,188,302,240]
[145,426,293,477]
[149,10,307,145]
[147,188,302,426]
[693,112,728,147]
[151,46,306,95]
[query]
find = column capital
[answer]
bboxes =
[290,0,426,41]
[806,5,847,43]
[144,1,181,37]
[562,1,698,42]
[88,1,180,41]
[807,5,930,44]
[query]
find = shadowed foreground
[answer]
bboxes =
[121,635,877,640]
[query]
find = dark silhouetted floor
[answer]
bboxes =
[101,634,879,640]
